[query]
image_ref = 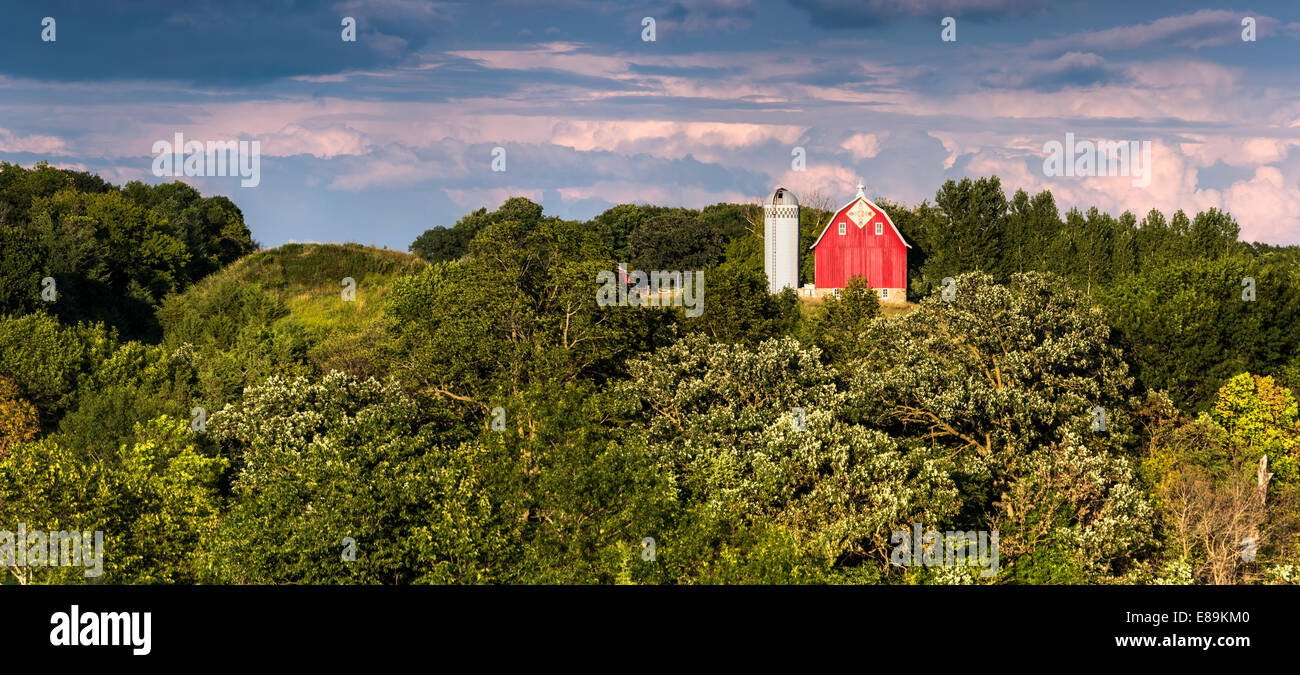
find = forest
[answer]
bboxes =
[2,162,1298,585]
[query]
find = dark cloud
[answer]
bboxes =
[787,0,1047,28]
[0,0,446,84]
[658,0,755,32]
[756,60,879,88]
[978,52,1130,91]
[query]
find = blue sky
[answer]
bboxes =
[1,0,1299,248]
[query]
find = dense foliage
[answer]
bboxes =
[3,163,1298,585]
[0,162,256,341]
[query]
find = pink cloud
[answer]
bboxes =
[0,128,69,155]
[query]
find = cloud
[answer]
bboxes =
[0,128,68,155]
[331,0,451,25]
[443,186,545,211]
[327,143,465,191]
[979,52,1128,91]
[550,120,805,161]
[0,0,449,84]
[772,164,863,204]
[2,1,1299,249]
[264,124,368,158]
[842,133,883,160]
[1222,166,1300,243]
[656,0,756,33]
[926,131,965,170]
[1025,10,1286,55]
[1179,135,1300,168]
[903,59,1250,123]
[555,181,749,207]
[788,0,1047,28]
[324,136,767,200]
[937,134,1300,243]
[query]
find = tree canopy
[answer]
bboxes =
[3,167,1299,586]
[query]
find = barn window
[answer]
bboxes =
[837,221,846,235]
[881,288,889,299]
[875,221,883,235]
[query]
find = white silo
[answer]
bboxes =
[764,187,800,294]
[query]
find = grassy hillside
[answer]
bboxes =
[211,242,426,335]
[156,243,427,402]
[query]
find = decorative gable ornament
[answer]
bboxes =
[807,181,910,303]
[846,199,873,229]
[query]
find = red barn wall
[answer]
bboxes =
[813,204,907,289]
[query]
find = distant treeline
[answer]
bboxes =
[0,161,257,341]
[413,176,1300,411]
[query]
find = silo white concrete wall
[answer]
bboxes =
[763,201,800,294]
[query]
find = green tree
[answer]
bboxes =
[627,211,727,270]
[388,213,668,406]
[409,197,545,264]
[613,334,960,582]
[0,375,38,458]
[0,313,117,430]
[849,271,1150,581]
[121,180,256,281]
[1101,255,1299,410]
[684,260,798,346]
[0,415,225,584]
[921,177,1009,284]
[54,342,209,464]
[812,275,881,365]
[1002,189,1062,276]
[205,373,518,584]
[852,271,1133,463]
[588,203,647,262]
[30,189,190,339]
[1138,378,1300,584]
[483,380,673,584]
[1213,373,1300,485]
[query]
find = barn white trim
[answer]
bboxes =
[808,185,911,251]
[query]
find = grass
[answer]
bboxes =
[168,242,427,345]
[880,301,918,318]
[232,243,426,289]
[797,293,918,320]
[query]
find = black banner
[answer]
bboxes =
[1,585,1291,664]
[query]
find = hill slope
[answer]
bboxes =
[211,242,425,332]
[157,243,427,402]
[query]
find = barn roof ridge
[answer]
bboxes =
[808,188,911,251]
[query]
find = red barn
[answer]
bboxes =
[808,183,909,302]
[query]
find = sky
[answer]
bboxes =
[1,0,1299,248]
